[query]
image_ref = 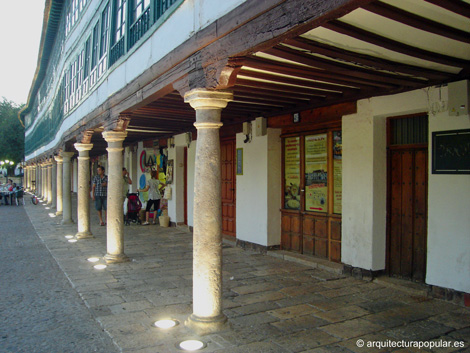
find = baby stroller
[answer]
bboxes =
[125,193,142,225]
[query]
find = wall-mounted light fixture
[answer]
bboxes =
[185,132,192,148]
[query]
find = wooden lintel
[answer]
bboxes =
[268,101,357,129]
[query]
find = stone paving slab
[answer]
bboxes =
[22,194,470,352]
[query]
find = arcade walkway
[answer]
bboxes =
[20,193,470,352]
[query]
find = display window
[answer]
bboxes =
[281,127,342,262]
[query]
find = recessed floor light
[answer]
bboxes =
[154,319,178,329]
[68,239,77,243]
[178,340,205,351]
[65,235,74,239]
[87,257,100,263]
[94,264,107,270]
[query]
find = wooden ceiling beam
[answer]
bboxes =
[363,1,470,43]
[244,56,378,90]
[236,78,342,98]
[233,86,314,102]
[287,37,455,81]
[234,92,306,105]
[424,0,470,18]
[323,20,470,70]
[233,95,297,107]
[239,68,361,94]
[266,45,427,87]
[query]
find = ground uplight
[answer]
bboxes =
[178,340,205,351]
[93,264,107,270]
[87,257,100,263]
[68,239,77,243]
[154,319,178,329]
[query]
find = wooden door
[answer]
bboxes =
[388,147,428,281]
[281,130,342,263]
[221,139,236,236]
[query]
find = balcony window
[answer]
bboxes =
[91,23,100,70]
[100,4,110,59]
[114,0,127,43]
[133,0,150,22]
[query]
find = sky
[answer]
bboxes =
[0,1,45,105]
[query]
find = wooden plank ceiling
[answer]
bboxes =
[119,0,470,149]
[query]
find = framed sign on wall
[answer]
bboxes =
[236,148,243,175]
[432,129,470,174]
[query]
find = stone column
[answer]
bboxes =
[51,159,57,209]
[47,161,53,205]
[42,163,47,199]
[55,155,63,215]
[36,164,40,194]
[102,131,129,263]
[184,89,233,334]
[24,167,28,190]
[26,166,30,190]
[43,163,47,199]
[61,152,75,225]
[37,164,42,198]
[74,143,93,239]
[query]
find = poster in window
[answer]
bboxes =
[284,137,300,210]
[333,131,342,214]
[305,134,327,212]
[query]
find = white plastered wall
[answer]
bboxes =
[236,128,282,247]
[342,84,470,293]
[167,134,188,224]
[426,85,470,293]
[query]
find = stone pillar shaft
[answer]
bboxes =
[61,152,74,225]
[55,156,63,215]
[51,160,57,209]
[184,89,233,334]
[38,164,43,198]
[47,162,53,205]
[102,131,129,263]
[42,164,47,199]
[74,144,93,239]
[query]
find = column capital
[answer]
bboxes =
[184,89,233,110]
[102,130,127,143]
[74,143,94,153]
[54,155,63,163]
[61,152,75,161]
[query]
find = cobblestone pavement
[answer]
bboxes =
[17,193,470,352]
[0,202,118,353]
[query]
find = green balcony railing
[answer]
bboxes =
[129,7,151,50]
[109,36,125,67]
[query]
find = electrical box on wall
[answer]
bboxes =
[242,121,252,135]
[255,117,267,136]
[448,80,470,116]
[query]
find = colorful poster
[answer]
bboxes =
[284,137,301,210]
[305,134,327,212]
[333,131,342,214]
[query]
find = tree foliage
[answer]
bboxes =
[0,97,25,165]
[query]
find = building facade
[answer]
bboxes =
[22,0,470,329]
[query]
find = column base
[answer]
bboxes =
[185,313,229,335]
[104,253,130,264]
[61,219,74,225]
[56,211,63,216]
[76,231,93,239]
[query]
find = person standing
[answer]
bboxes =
[92,165,107,226]
[138,169,165,225]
